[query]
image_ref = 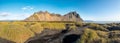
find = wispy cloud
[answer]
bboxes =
[0,12,10,17]
[0,12,31,20]
[21,6,34,10]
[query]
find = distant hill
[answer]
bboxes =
[84,20,94,22]
[24,11,83,22]
[84,20,120,24]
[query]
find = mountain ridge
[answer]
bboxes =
[24,11,83,22]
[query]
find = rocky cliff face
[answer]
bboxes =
[25,11,83,22]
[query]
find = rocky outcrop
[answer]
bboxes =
[25,29,82,43]
[25,24,84,43]
[24,11,83,22]
[107,26,120,31]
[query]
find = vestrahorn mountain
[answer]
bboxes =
[24,11,83,22]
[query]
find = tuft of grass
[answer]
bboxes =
[41,22,66,30]
[0,23,35,43]
[86,23,108,31]
[30,23,44,34]
[78,28,100,43]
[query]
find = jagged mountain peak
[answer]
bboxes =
[24,11,83,22]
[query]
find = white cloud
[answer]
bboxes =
[0,12,31,20]
[0,12,10,17]
[22,6,34,10]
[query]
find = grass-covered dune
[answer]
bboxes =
[0,21,76,43]
[0,21,120,43]
[77,23,120,43]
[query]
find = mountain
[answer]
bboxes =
[24,11,83,22]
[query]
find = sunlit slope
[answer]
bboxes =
[0,22,34,43]
[0,21,75,43]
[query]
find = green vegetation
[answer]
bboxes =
[0,22,34,43]
[0,21,120,43]
[75,22,83,27]
[0,21,76,43]
[85,23,108,31]
[41,22,66,30]
[77,23,120,43]
[77,28,109,43]
[78,28,99,43]
[30,23,44,34]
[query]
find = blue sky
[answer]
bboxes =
[0,0,120,21]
